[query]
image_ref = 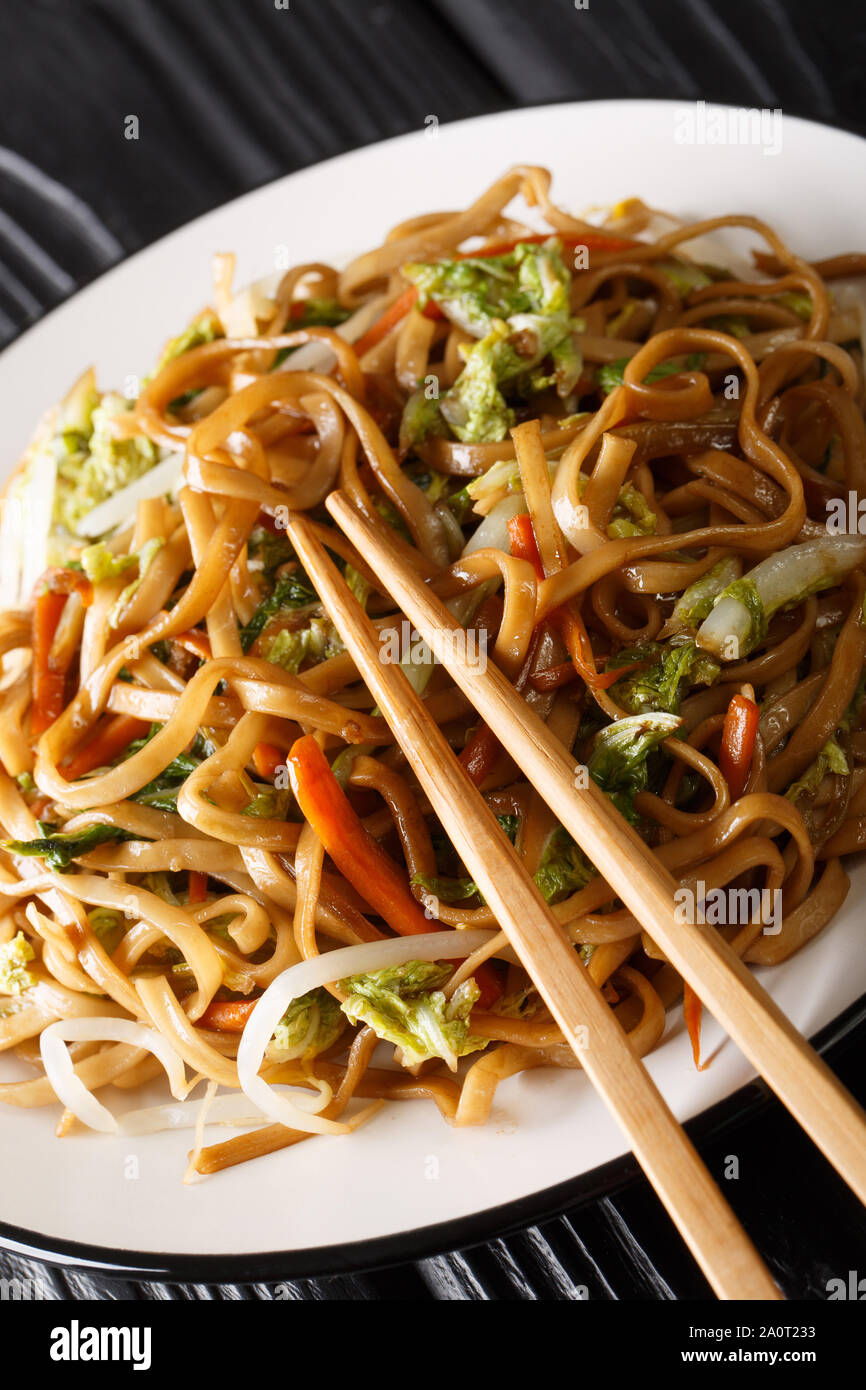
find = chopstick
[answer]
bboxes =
[323,488,866,1213]
[286,509,779,1301]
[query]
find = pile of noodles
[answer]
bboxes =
[0,164,865,1178]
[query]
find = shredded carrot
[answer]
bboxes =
[458,229,640,259]
[556,603,640,691]
[198,998,258,1033]
[353,287,442,358]
[30,590,70,735]
[288,733,501,1007]
[188,871,209,904]
[252,741,285,780]
[60,714,150,782]
[171,628,212,661]
[719,692,760,801]
[683,981,707,1071]
[507,512,546,582]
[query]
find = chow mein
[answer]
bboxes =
[0,166,864,1178]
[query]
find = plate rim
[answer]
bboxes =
[3,96,866,377]
[1,993,862,1282]
[2,96,866,1280]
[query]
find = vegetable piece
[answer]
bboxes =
[239,572,318,652]
[588,712,681,821]
[0,932,36,995]
[263,617,343,673]
[130,747,202,813]
[339,960,484,1070]
[697,536,866,660]
[608,640,719,715]
[459,722,502,787]
[81,536,165,626]
[266,989,346,1061]
[786,736,849,804]
[188,871,208,904]
[30,588,69,735]
[534,827,595,903]
[683,981,706,1070]
[661,556,742,637]
[557,604,636,691]
[252,742,285,780]
[288,734,436,937]
[5,822,138,872]
[718,693,760,801]
[61,714,150,781]
[156,311,222,372]
[288,734,502,1008]
[352,287,442,358]
[597,353,706,396]
[411,872,480,903]
[507,512,546,581]
[197,998,257,1033]
[55,393,161,537]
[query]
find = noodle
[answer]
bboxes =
[0,165,863,1176]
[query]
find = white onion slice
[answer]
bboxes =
[277,297,385,374]
[39,1017,188,1133]
[76,451,185,538]
[237,929,496,1133]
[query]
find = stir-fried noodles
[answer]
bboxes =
[1,167,864,1177]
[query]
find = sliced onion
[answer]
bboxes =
[39,1017,188,1133]
[76,451,185,539]
[276,297,385,375]
[237,929,496,1133]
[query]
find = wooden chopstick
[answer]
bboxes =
[323,488,866,1214]
[286,508,779,1301]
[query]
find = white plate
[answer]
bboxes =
[2,99,865,1276]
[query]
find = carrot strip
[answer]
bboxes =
[171,628,212,661]
[507,512,628,692]
[353,287,442,358]
[198,998,257,1033]
[31,590,69,736]
[188,871,209,904]
[458,230,640,259]
[719,693,760,801]
[507,512,546,582]
[289,733,436,937]
[60,714,150,782]
[683,981,707,1071]
[252,741,285,780]
[288,733,501,1007]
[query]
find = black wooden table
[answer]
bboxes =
[1,0,864,1301]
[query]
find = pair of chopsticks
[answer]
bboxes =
[286,499,783,1300]
[319,492,866,1194]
